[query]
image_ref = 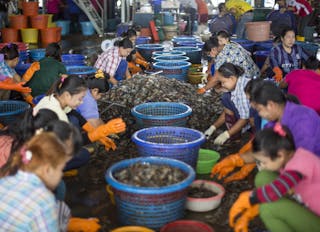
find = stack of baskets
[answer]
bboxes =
[0,101,30,126]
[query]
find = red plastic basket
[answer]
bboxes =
[160,220,214,232]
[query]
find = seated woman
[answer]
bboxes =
[23,42,67,103]
[198,34,260,93]
[94,38,133,86]
[204,63,252,145]
[269,27,309,83]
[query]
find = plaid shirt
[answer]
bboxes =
[0,61,16,79]
[0,171,59,231]
[215,43,260,78]
[270,44,309,76]
[231,75,251,120]
[94,47,122,77]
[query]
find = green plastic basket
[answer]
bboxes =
[196,149,220,174]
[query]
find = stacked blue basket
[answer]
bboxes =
[153,61,191,81]
[152,51,186,57]
[66,65,96,76]
[153,55,189,62]
[105,157,195,230]
[0,101,30,125]
[136,44,165,62]
[176,41,204,49]
[29,49,46,61]
[172,47,202,64]
[132,126,205,169]
[131,102,192,128]
[61,54,86,66]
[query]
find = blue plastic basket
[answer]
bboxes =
[29,48,45,61]
[254,40,273,51]
[135,36,152,45]
[136,44,165,62]
[105,156,195,230]
[231,39,255,53]
[80,21,95,36]
[176,41,205,49]
[172,36,200,46]
[153,61,191,81]
[55,20,70,36]
[153,55,189,62]
[295,42,319,56]
[61,54,86,66]
[132,126,205,169]
[131,102,192,128]
[152,51,186,57]
[66,65,96,76]
[253,50,270,69]
[172,47,202,64]
[19,50,29,63]
[0,101,30,125]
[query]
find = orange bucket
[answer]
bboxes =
[1,28,20,43]
[9,15,28,29]
[22,1,39,16]
[245,21,271,42]
[30,14,48,29]
[40,27,61,46]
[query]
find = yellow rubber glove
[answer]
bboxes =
[0,78,31,93]
[99,136,117,151]
[224,163,256,183]
[95,69,105,78]
[87,118,126,142]
[23,61,40,82]
[272,67,283,83]
[229,191,259,232]
[67,217,101,232]
[211,153,244,179]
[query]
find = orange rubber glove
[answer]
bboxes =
[197,87,206,94]
[229,191,259,232]
[211,153,244,179]
[99,136,117,151]
[67,217,101,232]
[24,94,35,106]
[0,78,31,93]
[272,67,283,82]
[22,61,40,82]
[87,118,126,142]
[224,163,256,183]
[136,58,150,69]
[82,121,95,133]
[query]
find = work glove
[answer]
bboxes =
[67,217,101,232]
[272,67,283,83]
[0,78,31,93]
[24,94,35,107]
[82,121,95,133]
[98,136,117,151]
[87,118,126,142]
[229,191,259,232]
[197,87,206,94]
[224,163,256,183]
[204,125,216,139]
[136,58,150,69]
[95,69,105,78]
[22,61,40,82]
[211,153,244,179]
[214,130,230,145]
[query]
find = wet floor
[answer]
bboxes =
[60,33,266,232]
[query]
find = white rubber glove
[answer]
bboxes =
[204,125,216,139]
[214,131,230,145]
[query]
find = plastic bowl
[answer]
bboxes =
[112,226,155,232]
[196,149,220,174]
[160,220,214,232]
[186,180,225,212]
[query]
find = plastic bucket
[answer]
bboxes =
[55,20,70,36]
[9,15,28,29]
[1,28,19,43]
[153,55,189,62]
[29,48,46,61]
[21,28,38,43]
[30,14,48,29]
[80,21,95,36]
[163,12,174,25]
[172,47,202,64]
[22,1,39,16]
[245,21,271,42]
[40,27,61,46]
[45,14,53,27]
[136,44,165,62]
[253,50,270,69]
[105,156,195,230]
[163,25,178,40]
[135,36,151,45]
[196,149,220,174]
[153,61,191,81]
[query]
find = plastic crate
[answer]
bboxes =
[61,54,86,66]
[153,55,189,62]
[0,101,30,125]
[172,47,202,64]
[29,48,45,61]
[231,39,255,53]
[153,61,191,81]
[66,65,96,76]
[131,102,192,128]
[132,126,205,168]
[105,157,195,230]
[135,44,165,62]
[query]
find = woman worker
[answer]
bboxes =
[94,38,133,86]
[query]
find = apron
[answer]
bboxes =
[114,59,128,82]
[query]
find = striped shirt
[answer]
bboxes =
[94,47,122,77]
[0,171,59,231]
[269,44,309,76]
[0,61,16,79]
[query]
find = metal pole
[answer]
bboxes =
[121,0,125,23]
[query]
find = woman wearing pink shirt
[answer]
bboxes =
[229,123,320,232]
[46,0,63,21]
